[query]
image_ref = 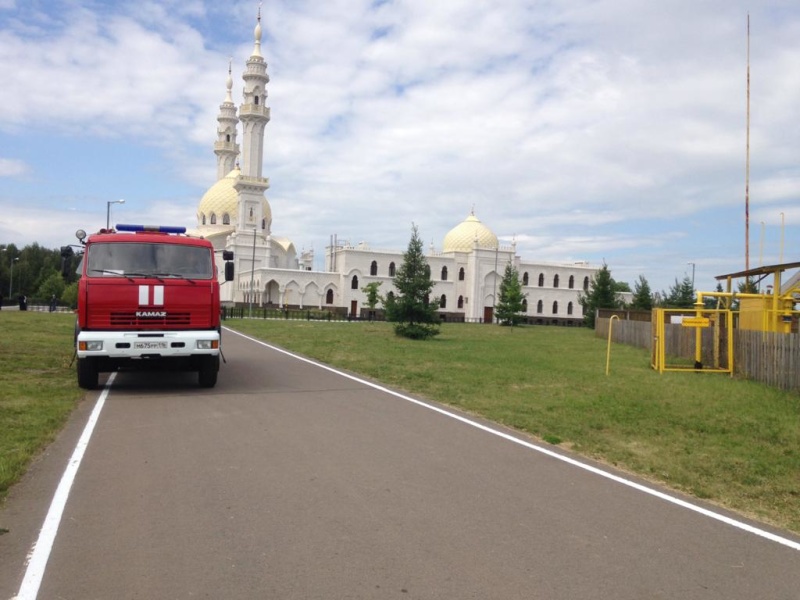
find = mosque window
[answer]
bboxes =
[522,298,528,312]
[552,301,558,314]
[226,133,231,142]
[537,300,543,314]
[387,291,395,302]
[583,276,590,291]
[351,275,358,290]
[389,262,396,277]
[370,261,378,276]
[441,266,448,281]
[458,295,464,309]
[459,267,465,281]
[522,272,529,286]
[261,219,266,230]
[568,301,574,315]
[254,96,259,105]
[201,214,206,225]
[210,213,217,225]
[553,274,560,288]
[440,295,447,309]
[568,275,575,289]
[538,273,544,287]
[223,214,230,225]
[326,289,334,304]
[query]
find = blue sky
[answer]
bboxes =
[0,0,798,295]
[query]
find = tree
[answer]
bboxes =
[631,275,653,311]
[361,281,383,310]
[384,224,440,339]
[37,271,66,302]
[578,263,620,328]
[664,276,695,308]
[495,263,526,326]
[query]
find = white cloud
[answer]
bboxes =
[0,158,29,177]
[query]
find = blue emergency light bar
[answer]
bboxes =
[116,224,187,234]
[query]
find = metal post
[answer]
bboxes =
[10,257,18,297]
[106,199,125,229]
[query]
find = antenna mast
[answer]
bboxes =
[745,13,751,272]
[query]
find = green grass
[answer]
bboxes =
[0,312,82,502]
[226,319,800,534]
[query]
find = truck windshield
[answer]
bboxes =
[86,242,213,279]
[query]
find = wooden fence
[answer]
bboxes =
[597,316,800,392]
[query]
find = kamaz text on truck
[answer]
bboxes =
[73,224,234,389]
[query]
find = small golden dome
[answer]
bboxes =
[443,213,498,252]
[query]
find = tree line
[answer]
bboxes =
[0,242,80,307]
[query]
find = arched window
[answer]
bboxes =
[210,213,217,225]
[459,267,465,281]
[261,219,266,230]
[522,272,529,286]
[537,300,543,314]
[567,301,574,315]
[201,214,206,225]
[351,275,358,290]
[254,95,259,105]
[370,261,378,276]
[441,266,448,281]
[552,301,558,314]
[226,133,231,142]
[538,273,544,287]
[458,295,464,309]
[387,291,395,303]
[583,276,590,291]
[553,274,560,288]
[326,289,334,304]
[568,275,575,289]
[222,213,230,225]
[440,295,447,308]
[522,298,528,312]
[389,262,396,277]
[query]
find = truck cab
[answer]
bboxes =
[74,224,233,389]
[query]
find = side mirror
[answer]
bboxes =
[222,250,234,261]
[225,261,234,282]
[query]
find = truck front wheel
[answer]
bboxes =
[77,357,98,390]
[198,355,219,388]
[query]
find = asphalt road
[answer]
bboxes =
[1,327,799,599]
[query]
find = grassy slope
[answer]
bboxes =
[0,312,82,500]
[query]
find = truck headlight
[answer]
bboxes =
[197,340,219,350]
[79,341,103,351]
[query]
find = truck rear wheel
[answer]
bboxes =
[77,357,98,390]
[198,355,219,388]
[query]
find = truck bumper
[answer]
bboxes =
[77,329,220,359]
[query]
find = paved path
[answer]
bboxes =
[1,327,799,599]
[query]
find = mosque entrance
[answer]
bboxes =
[483,306,493,324]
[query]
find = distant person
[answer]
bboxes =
[49,294,57,312]
[19,294,27,311]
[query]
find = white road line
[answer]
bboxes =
[13,372,117,600]
[227,327,800,553]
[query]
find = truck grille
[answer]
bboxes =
[110,312,192,327]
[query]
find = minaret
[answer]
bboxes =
[214,61,239,180]
[234,6,271,234]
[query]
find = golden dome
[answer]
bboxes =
[443,213,498,252]
[197,168,272,227]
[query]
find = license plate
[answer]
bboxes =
[134,341,169,350]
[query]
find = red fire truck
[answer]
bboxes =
[73,224,233,389]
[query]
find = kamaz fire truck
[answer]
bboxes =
[73,224,233,389]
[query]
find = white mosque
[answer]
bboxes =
[194,12,598,325]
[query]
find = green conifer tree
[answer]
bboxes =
[578,263,620,328]
[385,224,440,339]
[495,263,526,326]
